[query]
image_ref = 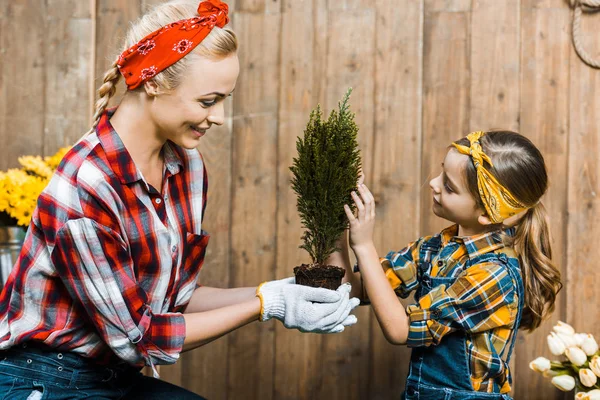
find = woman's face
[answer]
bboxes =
[148,52,239,149]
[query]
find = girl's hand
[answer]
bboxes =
[344,183,376,251]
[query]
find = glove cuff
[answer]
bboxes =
[256,282,267,322]
[257,284,286,322]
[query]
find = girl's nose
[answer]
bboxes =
[430,175,441,193]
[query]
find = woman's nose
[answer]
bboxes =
[207,101,225,126]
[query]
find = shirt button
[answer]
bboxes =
[155,198,162,205]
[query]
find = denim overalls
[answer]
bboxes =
[402,237,524,400]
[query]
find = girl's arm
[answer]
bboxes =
[325,230,363,300]
[345,184,410,345]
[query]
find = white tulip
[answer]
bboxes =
[529,357,551,373]
[552,375,576,391]
[566,347,588,366]
[548,332,567,355]
[558,332,578,348]
[582,335,599,356]
[575,333,589,346]
[544,369,560,378]
[575,393,586,400]
[585,389,600,400]
[554,321,576,336]
[580,369,598,387]
[590,356,600,377]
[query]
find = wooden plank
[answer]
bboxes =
[0,1,45,169]
[226,7,280,400]
[421,0,471,235]
[94,0,141,109]
[469,0,522,394]
[43,0,93,154]
[318,8,376,400]
[517,1,571,399]
[368,1,423,398]
[274,1,327,399]
[170,94,235,397]
[470,0,520,132]
[567,0,600,337]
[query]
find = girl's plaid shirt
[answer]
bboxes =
[380,225,520,393]
[0,109,209,372]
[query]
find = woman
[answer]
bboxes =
[0,1,359,398]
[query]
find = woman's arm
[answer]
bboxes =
[182,297,261,351]
[345,184,410,344]
[184,286,257,313]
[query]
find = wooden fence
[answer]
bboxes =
[1,0,599,398]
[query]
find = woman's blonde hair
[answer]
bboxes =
[456,131,562,331]
[86,0,237,135]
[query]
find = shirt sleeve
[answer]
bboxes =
[381,237,427,298]
[50,218,185,368]
[405,262,518,348]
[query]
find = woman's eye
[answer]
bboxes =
[444,182,453,193]
[200,99,217,107]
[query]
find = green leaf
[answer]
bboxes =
[289,88,362,264]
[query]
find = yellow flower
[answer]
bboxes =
[1,146,70,227]
[44,147,70,170]
[18,155,53,179]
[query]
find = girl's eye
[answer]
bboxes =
[444,182,453,193]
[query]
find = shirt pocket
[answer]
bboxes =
[167,230,210,312]
[182,230,210,274]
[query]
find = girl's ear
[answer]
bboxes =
[478,214,493,226]
[501,209,529,227]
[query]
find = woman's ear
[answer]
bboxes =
[143,80,161,97]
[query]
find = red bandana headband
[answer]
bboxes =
[117,0,229,90]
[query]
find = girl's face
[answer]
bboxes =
[148,53,239,149]
[429,148,487,236]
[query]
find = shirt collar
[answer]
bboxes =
[441,224,515,259]
[96,108,184,185]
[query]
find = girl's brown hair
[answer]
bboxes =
[456,131,562,331]
[85,0,237,136]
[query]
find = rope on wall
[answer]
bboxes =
[570,0,600,69]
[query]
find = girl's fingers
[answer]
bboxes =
[344,204,356,223]
[353,192,366,222]
[357,184,374,218]
[351,191,365,213]
[356,185,370,217]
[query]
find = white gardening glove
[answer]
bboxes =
[259,276,296,291]
[257,282,360,334]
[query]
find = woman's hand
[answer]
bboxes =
[344,182,376,252]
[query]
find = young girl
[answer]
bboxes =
[0,1,358,398]
[335,131,562,399]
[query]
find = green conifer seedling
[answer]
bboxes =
[290,88,362,267]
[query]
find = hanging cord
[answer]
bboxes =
[570,0,600,68]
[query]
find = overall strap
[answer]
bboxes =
[495,247,525,372]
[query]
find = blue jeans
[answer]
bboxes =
[0,344,206,399]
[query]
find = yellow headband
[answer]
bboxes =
[452,131,528,224]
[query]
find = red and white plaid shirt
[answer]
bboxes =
[0,109,209,371]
